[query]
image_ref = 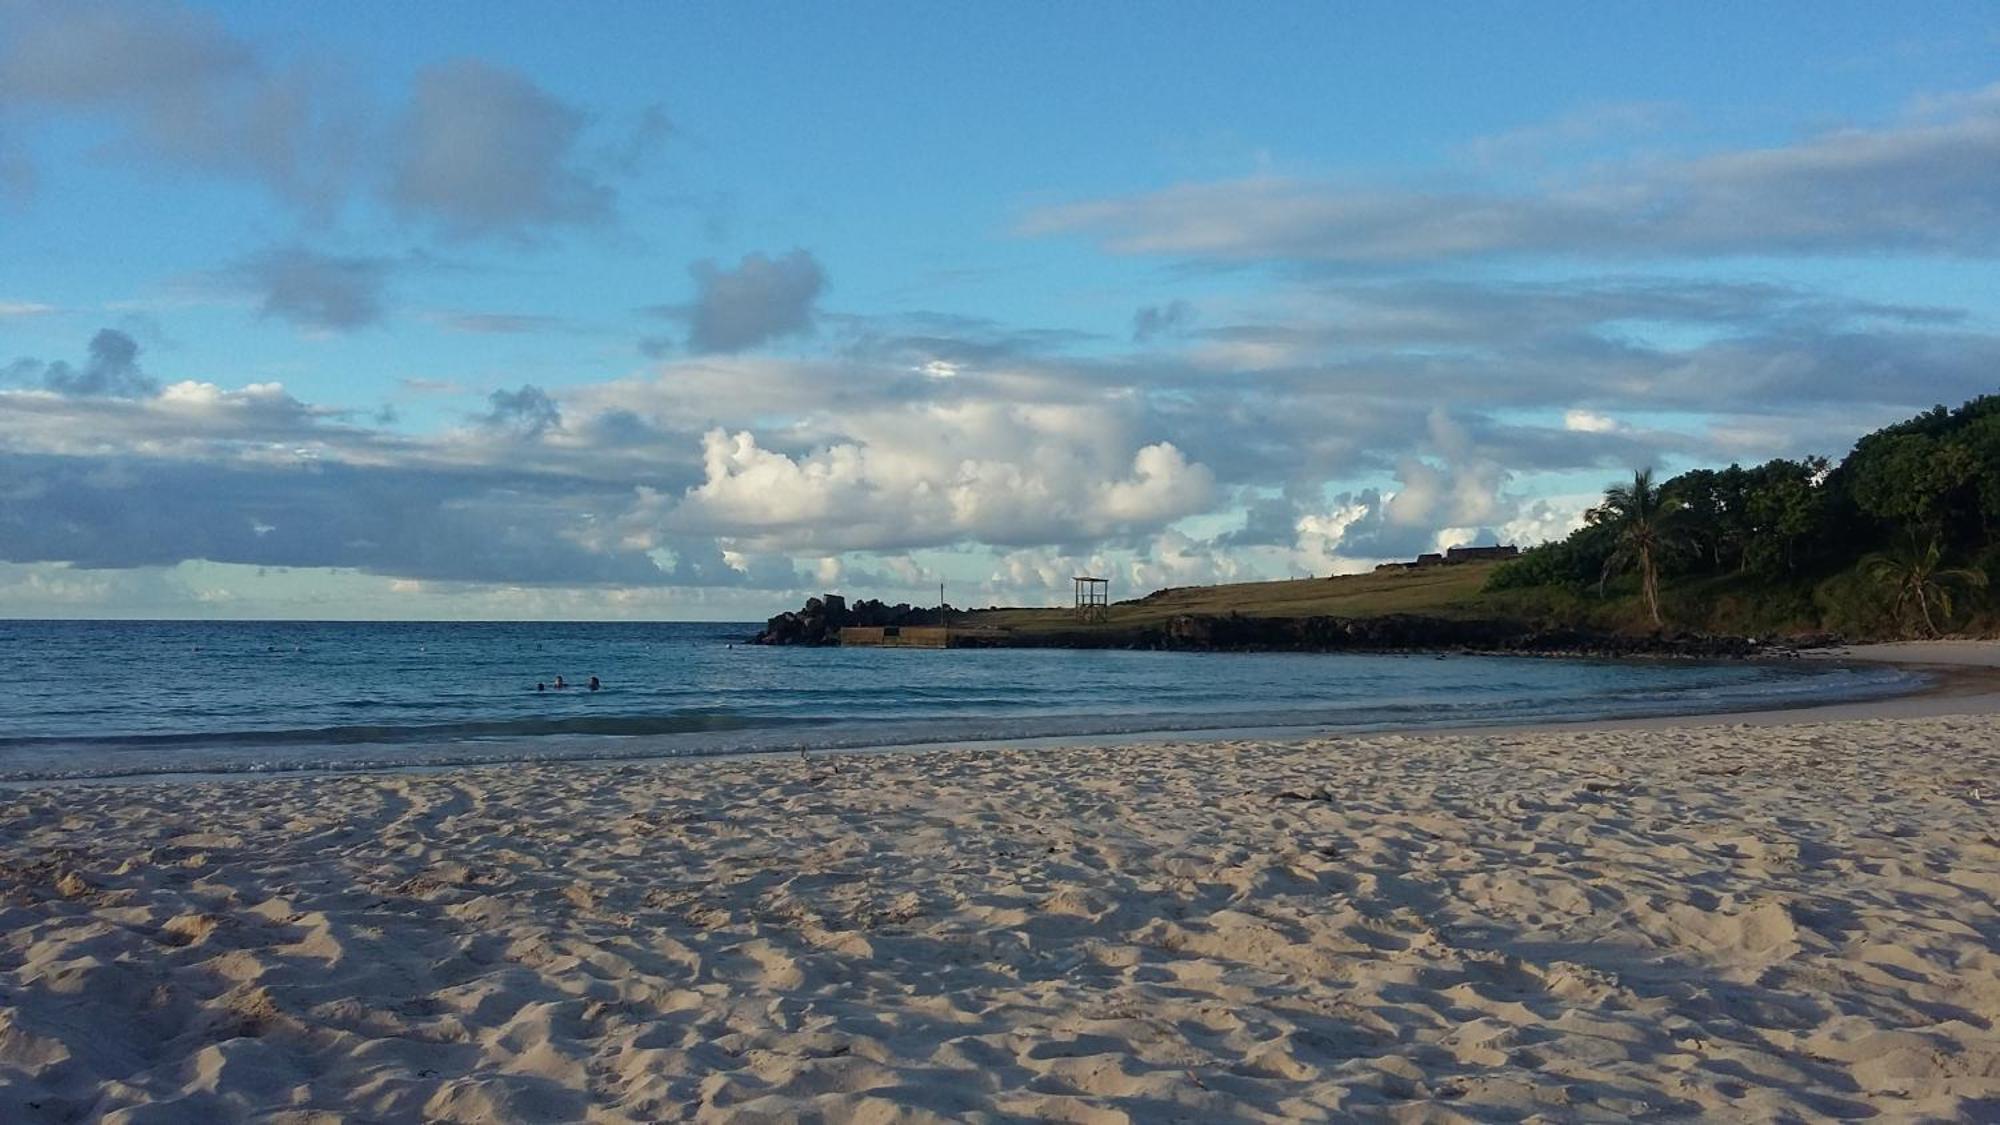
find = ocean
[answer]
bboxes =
[0,620,1920,782]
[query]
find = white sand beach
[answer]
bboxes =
[3,656,1998,1122]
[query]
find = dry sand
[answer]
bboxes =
[3,683,1999,1121]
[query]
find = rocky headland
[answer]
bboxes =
[750,593,1809,658]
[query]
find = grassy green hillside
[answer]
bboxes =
[951,558,1989,641]
[962,563,1504,634]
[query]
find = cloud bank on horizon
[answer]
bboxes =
[1,1,1996,618]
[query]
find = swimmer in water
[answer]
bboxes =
[553,675,567,689]
[536,682,546,692]
[588,676,601,691]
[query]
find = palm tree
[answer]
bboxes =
[1860,535,1988,638]
[1596,468,1680,630]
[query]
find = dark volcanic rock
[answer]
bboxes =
[750,595,953,645]
[955,612,1761,658]
[1127,613,1760,657]
[751,595,1767,658]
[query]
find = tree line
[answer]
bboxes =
[1487,393,1999,637]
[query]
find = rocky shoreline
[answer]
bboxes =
[750,594,951,645]
[750,594,1821,659]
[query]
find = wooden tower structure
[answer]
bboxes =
[1073,575,1109,623]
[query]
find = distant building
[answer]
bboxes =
[1367,543,1518,574]
[1445,544,1519,563]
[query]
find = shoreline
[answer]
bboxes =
[0,661,1926,789]
[7,644,1993,788]
[1438,643,2000,735]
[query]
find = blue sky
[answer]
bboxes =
[2,1,1998,618]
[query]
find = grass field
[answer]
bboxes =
[872,552,1952,640]
[910,556,1984,642]
[961,563,1504,634]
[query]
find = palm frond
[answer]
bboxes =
[1938,566,1990,590]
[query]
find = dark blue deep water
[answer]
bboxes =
[0,620,1919,781]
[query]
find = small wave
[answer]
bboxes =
[0,710,779,751]
[0,658,1929,784]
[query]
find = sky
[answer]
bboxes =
[2,2,1998,620]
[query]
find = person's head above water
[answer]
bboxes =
[589,676,601,691]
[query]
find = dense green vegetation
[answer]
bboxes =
[1487,394,2000,638]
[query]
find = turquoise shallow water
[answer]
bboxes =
[0,620,1919,780]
